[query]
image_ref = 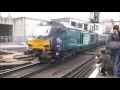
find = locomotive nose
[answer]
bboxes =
[27,39,50,50]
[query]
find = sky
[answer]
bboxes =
[1,12,120,24]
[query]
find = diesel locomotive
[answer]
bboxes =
[26,21,109,63]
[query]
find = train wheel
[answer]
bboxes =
[73,49,77,55]
[62,51,68,59]
[69,51,73,57]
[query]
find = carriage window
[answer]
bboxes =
[71,21,76,26]
[80,34,83,44]
[84,24,88,30]
[78,23,83,28]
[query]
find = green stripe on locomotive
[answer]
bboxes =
[55,28,97,50]
[82,32,90,45]
[64,30,90,47]
[68,31,88,44]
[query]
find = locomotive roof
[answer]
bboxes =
[51,21,97,34]
[39,21,97,34]
[51,21,85,30]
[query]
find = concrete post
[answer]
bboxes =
[24,17,26,42]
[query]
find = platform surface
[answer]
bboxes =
[89,67,113,78]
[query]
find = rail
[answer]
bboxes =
[52,55,96,78]
[0,62,40,78]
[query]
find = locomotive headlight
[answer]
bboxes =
[27,44,32,49]
[43,45,49,49]
[56,52,59,55]
[28,44,32,47]
[26,45,33,50]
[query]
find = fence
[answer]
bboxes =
[0,36,30,44]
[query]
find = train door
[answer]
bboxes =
[55,28,66,51]
[83,33,90,45]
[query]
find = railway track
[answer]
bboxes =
[0,54,33,71]
[0,54,60,78]
[0,53,53,78]
[29,48,99,78]
[0,62,49,78]
[13,55,34,61]
[52,56,87,76]
[51,55,96,78]
[66,59,95,78]
[0,53,76,78]
[0,47,100,78]
[0,51,13,55]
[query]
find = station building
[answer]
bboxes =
[0,15,47,43]
[0,16,108,43]
[51,17,101,32]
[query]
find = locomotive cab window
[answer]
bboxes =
[33,25,52,37]
[71,21,76,26]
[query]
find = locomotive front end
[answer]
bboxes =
[25,21,54,62]
[27,39,50,51]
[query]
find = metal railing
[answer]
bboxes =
[0,36,30,44]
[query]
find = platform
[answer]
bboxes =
[88,67,113,78]
[0,45,27,49]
